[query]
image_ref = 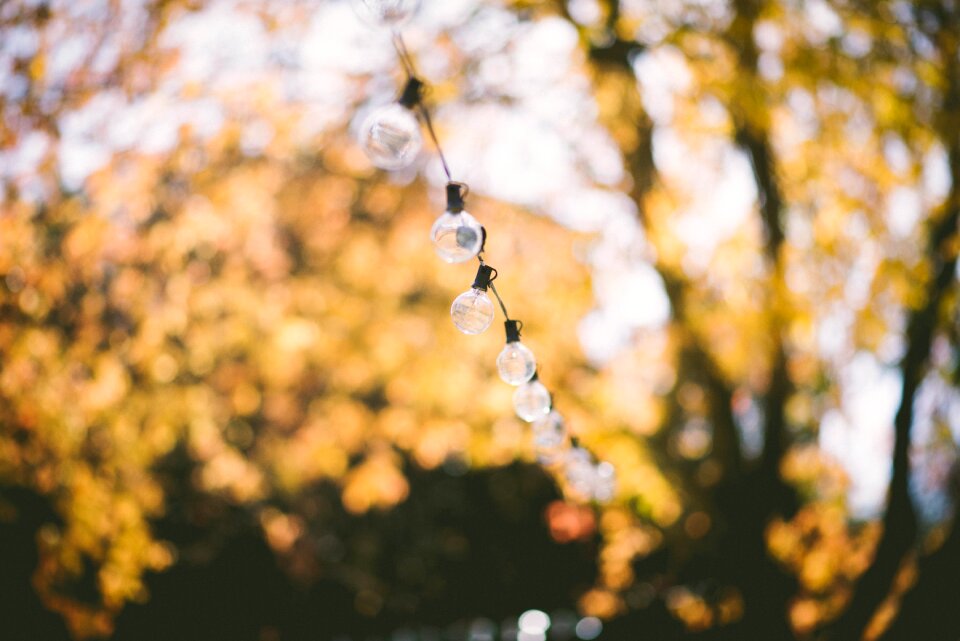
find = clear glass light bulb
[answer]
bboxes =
[565,447,597,498]
[513,379,551,422]
[592,461,617,502]
[430,210,484,263]
[497,341,536,386]
[359,103,422,170]
[450,288,495,334]
[351,0,421,26]
[532,410,567,464]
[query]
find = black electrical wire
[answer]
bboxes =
[489,281,511,321]
[390,31,453,181]
[389,32,519,331]
[361,2,613,501]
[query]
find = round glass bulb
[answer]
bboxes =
[565,447,597,498]
[496,341,536,386]
[430,210,484,263]
[359,103,422,170]
[351,0,421,26]
[513,379,551,422]
[592,461,616,502]
[532,410,567,464]
[450,288,495,335]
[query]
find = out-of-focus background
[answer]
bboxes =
[1,1,958,640]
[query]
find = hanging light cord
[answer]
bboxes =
[486,269,511,322]
[391,31,453,181]
[392,30,515,328]
[489,282,510,320]
[373,14,615,497]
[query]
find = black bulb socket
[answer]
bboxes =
[504,320,522,343]
[446,182,465,213]
[472,264,494,291]
[398,76,424,108]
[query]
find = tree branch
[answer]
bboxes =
[727,0,793,482]
[877,464,960,641]
[574,4,802,638]
[821,6,960,636]
[620,82,745,481]
[822,145,960,641]
[734,127,786,262]
[824,21,959,640]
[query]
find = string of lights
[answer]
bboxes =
[353,0,615,503]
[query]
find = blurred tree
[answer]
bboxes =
[0,1,958,640]
[556,0,960,639]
